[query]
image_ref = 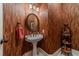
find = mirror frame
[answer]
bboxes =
[25,13,39,32]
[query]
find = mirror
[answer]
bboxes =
[25,13,39,32]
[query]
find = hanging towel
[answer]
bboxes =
[16,26,24,40]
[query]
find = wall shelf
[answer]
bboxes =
[61,24,72,56]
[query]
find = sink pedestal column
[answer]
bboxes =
[32,42,37,56]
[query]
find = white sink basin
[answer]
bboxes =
[25,34,43,42]
[25,34,43,56]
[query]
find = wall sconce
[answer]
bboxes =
[36,7,40,12]
[29,4,32,9]
[29,4,40,13]
[42,29,45,34]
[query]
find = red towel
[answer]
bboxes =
[16,26,24,40]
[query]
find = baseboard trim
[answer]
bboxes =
[23,50,32,56]
[52,48,61,56]
[38,48,49,56]
[23,47,61,56]
[38,48,61,56]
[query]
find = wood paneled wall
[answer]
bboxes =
[48,4,63,53]
[39,4,62,54]
[38,4,49,53]
[47,3,79,53]
[62,4,79,51]
[3,3,49,55]
[3,3,33,56]
[3,3,79,56]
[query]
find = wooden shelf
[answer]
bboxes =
[63,34,70,36]
[64,50,71,53]
[64,42,71,45]
[61,24,72,55]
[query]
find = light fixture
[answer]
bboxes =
[29,4,40,13]
[29,4,32,9]
[42,29,44,34]
[33,5,36,10]
[36,7,39,12]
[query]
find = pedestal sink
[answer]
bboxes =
[25,34,43,56]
